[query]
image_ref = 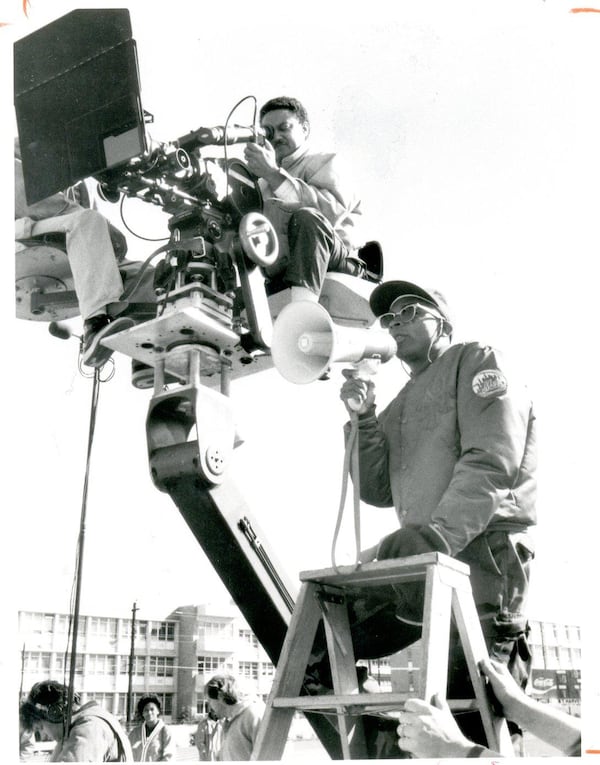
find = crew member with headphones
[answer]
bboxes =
[204,674,265,761]
[19,680,133,761]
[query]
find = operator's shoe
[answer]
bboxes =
[82,315,135,368]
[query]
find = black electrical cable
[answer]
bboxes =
[63,368,102,735]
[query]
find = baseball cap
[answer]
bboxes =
[369,280,452,325]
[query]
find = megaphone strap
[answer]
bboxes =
[331,412,362,574]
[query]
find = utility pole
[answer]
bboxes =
[126,602,138,727]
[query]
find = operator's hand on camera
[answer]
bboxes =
[340,368,376,416]
[244,140,279,181]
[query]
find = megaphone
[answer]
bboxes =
[271,301,397,384]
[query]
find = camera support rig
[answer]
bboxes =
[97,131,351,755]
[99,127,279,388]
[15,10,378,754]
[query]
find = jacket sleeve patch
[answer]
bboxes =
[472,369,508,398]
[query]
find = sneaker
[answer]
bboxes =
[82,315,135,368]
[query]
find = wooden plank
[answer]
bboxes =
[321,595,367,758]
[251,582,322,760]
[300,553,470,588]
[451,585,514,756]
[271,694,480,712]
[419,561,453,702]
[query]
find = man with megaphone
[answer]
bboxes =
[337,279,537,752]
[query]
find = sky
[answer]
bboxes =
[2,0,600,753]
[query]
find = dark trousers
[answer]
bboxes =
[308,530,534,756]
[284,207,362,293]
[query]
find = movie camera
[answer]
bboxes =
[92,120,282,385]
[14,8,391,408]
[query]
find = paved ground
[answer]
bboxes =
[175,732,565,760]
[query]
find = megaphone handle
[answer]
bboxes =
[347,358,381,411]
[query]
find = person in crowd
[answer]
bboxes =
[204,674,265,761]
[335,279,537,748]
[128,694,175,761]
[19,680,133,761]
[244,96,366,302]
[396,658,581,757]
[195,708,222,761]
[15,138,139,367]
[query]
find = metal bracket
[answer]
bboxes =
[146,346,236,488]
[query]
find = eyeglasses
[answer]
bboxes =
[379,303,441,329]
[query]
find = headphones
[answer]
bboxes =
[206,676,238,705]
[26,681,80,724]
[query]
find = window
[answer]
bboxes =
[87,655,117,675]
[24,652,52,674]
[86,692,115,711]
[149,656,174,678]
[239,661,259,680]
[122,620,148,640]
[119,656,145,675]
[88,617,118,639]
[54,654,84,675]
[197,655,229,673]
[238,629,258,648]
[20,612,55,635]
[198,621,234,639]
[116,694,128,717]
[151,622,175,641]
[528,621,542,643]
[261,662,275,678]
[155,693,173,716]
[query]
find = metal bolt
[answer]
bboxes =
[205,446,226,475]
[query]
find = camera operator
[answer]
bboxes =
[244,96,365,302]
[15,138,138,368]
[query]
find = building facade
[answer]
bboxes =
[389,618,582,712]
[19,610,179,722]
[18,606,581,724]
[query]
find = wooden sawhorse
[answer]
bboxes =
[252,553,513,760]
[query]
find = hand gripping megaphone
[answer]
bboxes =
[271,301,397,384]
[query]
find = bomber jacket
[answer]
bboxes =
[352,341,537,557]
[50,701,133,761]
[258,142,364,275]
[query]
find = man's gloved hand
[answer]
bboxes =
[377,526,448,560]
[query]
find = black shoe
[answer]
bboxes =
[82,315,135,368]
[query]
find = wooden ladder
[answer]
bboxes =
[251,552,514,760]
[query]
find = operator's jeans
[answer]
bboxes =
[18,208,125,320]
[283,207,363,294]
